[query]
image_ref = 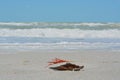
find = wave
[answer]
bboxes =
[0,42,120,51]
[0,22,120,30]
[0,22,33,26]
[0,22,120,26]
[0,28,120,38]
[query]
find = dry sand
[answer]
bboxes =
[0,50,120,80]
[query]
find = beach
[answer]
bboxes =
[0,0,120,79]
[0,22,120,80]
[0,50,120,80]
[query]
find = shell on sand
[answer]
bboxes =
[49,63,84,71]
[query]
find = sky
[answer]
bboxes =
[0,0,120,22]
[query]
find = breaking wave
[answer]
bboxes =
[0,22,120,30]
[0,22,120,50]
[0,28,120,38]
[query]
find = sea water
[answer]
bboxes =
[0,22,120,51]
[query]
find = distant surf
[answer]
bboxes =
[0,22,120,50]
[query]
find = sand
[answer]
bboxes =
[0,50,120,80]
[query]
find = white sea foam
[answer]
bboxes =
[0,22,120,51]
[0,28,120,38]
[0,22,120,27]
[0,22,34,26]
[0,42,120,51]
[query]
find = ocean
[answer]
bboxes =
[0,22,120,51]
